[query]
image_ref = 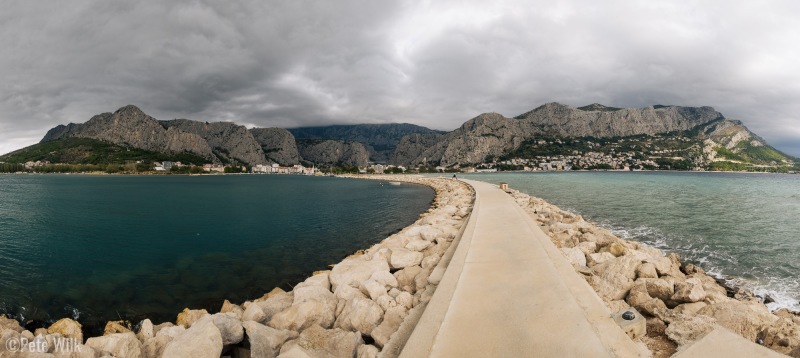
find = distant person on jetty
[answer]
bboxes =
[452,174,458,180]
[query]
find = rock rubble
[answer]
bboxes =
[509,188,800,358]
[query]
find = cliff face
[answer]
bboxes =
[160,119,267,165]
[296,140,369,167]
[516,102,723,138]
[289,124,443,163]
[390,133,443,167]
[40,105,215,160]
[398,103,726,166]
[249,128,301,165]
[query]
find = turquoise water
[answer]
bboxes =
[0,175,433,330]
[461,172,800,310]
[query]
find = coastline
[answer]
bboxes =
[505,186,800,357]
[0,175,474,357]
[2,174,797,357]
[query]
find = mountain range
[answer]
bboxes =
[2,103,795,171]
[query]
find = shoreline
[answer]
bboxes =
[0,175,474,357]
[505,186,800,357]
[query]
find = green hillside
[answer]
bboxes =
[0,137,208,165]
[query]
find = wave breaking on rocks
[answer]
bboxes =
[508,188,800,357]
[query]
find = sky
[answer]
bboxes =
[1,1,800,156]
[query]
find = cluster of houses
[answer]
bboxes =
[252,163,318,175]
[23,160,50,169]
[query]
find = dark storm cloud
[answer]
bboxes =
[2,1,800,156]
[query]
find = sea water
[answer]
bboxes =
[0,174,433,330]
[462,171,800,311]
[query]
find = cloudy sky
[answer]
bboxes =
[2,1,800,156]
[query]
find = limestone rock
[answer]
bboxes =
[162,316,223,358]
[296,139,369,167]
[250,127,301,165]
[664,315,718,347]
[295,271,331,291]
[142,335,172,358]
[0,317,24,333]
[268,300,336,332]
[405,239,432,252]
[242,291,294,324]
[334,284,368,302]
[589,256,641,301]
[86,332,143,358]
[671,278,706,303]
[334,296,385,336]
[357,344,380,358]
[636,263,658,279]
[136,319,154,342]
[360,279,388,301]
[242,320,298,358]
[371,306,408,348]
[155,325,186,339]
[395,292,414,309]
[103,320,132,335]
[330,256,390,291]
[369,270,399,289]
[626,282,667,317]
[47,318,83,342]
[278,325,363,358]
[644,278,675,301]
[759,317,800,355]
[673,302,708,315]
[587,252,615,266]
[220,299,245,320]
[696,300,778,341]
[211,313,244,345]
[389,248,424,269]
[176,308,209,328]
[560,247,587,267]
[394,266,423,293]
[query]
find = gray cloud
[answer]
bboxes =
[1,0,799,156]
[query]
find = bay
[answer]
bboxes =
[0,174,433,330]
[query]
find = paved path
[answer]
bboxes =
[400,179,649,357]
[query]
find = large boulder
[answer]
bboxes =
[47,318,83,342]
[759,317,800,356]
[220,299,245,320]
[389,248,424,269]
[394,266,423,293]
[0,317,24,333]
[162,316,223,358]
[136,319,154,342]
[664,314,718,347]
[330,256,390,291]
[268,299,337,332]
[671,277,706,303]
[85,332,143,358]
[405,239,432,252]
[696,300,778,341]
[626,282,667,317]
[371,306,408,348]
[176,308,209,328]
[142,335,173,358]
[242,291,294,324]
[359,279,388,301]
[334,297,384,336]
[211,313,244,345]
[559,247,586,267]
[278,325,363,358]
[242,321,298,358]
[589,256,641,301]
[295,271,331,291]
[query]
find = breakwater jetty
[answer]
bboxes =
[1,175,796,357]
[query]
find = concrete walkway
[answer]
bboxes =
[399,179,649,357]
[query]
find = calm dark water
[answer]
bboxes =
[0,174,433,330]
[461,171,800,311]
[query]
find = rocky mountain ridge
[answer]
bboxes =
[288,124,444,163]
[25,102,794,170]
